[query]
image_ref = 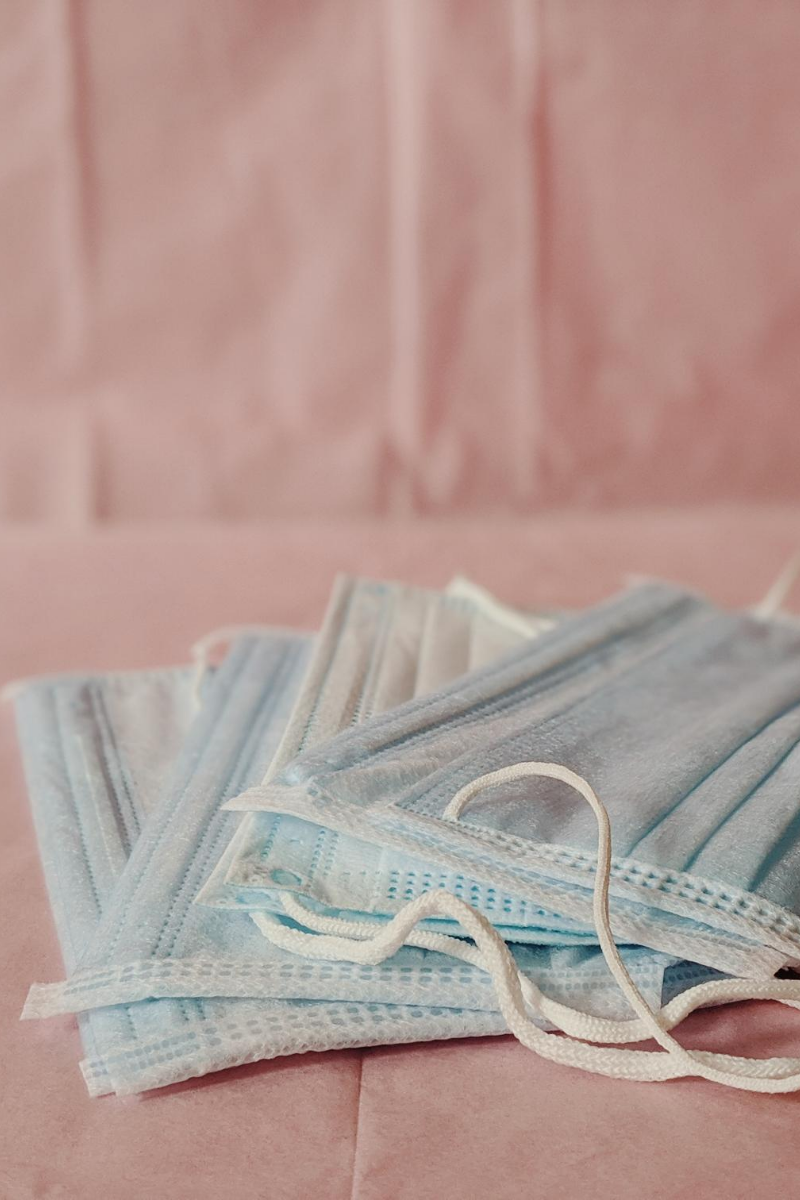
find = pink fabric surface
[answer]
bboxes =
[4,512,800,1198]
[4,1,800,521]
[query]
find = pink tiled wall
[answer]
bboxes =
[3,0,800,521]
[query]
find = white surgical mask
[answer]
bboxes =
[201,575,591,944]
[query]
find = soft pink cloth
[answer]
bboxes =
[4,513,800,1198]
[3,1,800,521]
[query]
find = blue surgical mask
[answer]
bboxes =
[13,664,196,1093]
[226,580,800,979]
[15,643,509,1094]
[201,575,590,943]
[213,581,771,975]
[13,665,197,971]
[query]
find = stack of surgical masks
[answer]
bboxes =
[14,573,800,1096]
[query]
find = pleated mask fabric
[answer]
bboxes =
[13,665,197,973]
[14,664,196,1093]
[224,581,800,979]
[14,643,512,1095]
[200,576,596,945]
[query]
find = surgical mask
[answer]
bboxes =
[21,625,690,1095]
[13,643,508,1095]
[13,664,196,1093]
[214,584,770,972]
[13,665,197,970]
[186,578,730,1039]
[200,575,593,944]
[226,580,800,979]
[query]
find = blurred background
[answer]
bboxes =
[3,0,800,524]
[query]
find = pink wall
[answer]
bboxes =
[3,0,800,522]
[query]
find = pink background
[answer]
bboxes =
[5,4,800,1197]
[4,0,800,522]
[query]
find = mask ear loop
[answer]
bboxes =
[446,764,800,1087]
[256,761,800,1090]
[754,549,800,619]
[190,625,295,707]
[445,577,556,638]
[443,764,699,1061]
[0,679,27,703]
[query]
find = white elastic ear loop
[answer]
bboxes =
[445,576,556,639]
[0,679,27,703]
[754,549,800,619]
[443,764,690,1056]
[190,626,283,706]
[445,762,800,1088]
[255,762,800,1090]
